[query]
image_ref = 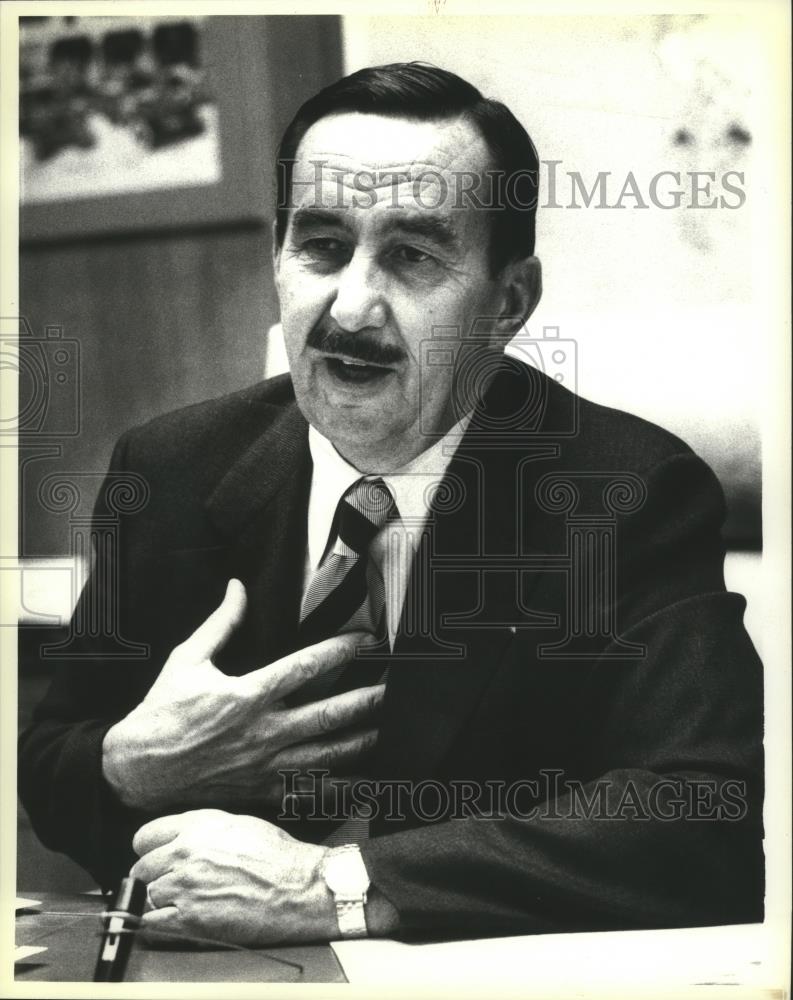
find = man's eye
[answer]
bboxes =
[303,238,347,254]
[393,245,434,265]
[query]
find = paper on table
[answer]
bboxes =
[331,923,777,993]
[15,898,41,910]
[15,945,47,961]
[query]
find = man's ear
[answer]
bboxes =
[493,255,542,340]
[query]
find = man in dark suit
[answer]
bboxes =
[19,63,764,947]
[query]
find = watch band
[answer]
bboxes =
[322,844,370,939]
[335,897,368,938]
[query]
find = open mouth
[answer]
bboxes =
[324,355,395,384]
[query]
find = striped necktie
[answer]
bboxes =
[300,476,396,641]
[295,477,396,840]
[293,477,396,702]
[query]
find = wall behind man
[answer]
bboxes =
[20,15,343,559]
[16,14,343,893]
[342,13,766,546]
[20,226,275,554]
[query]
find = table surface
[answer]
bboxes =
[15,892,784,993]
[15,892,347,983]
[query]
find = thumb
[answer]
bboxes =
[179,578,247,663]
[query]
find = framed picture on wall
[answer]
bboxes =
[20,14,272,241]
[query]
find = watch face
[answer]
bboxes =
[324,850,370,895]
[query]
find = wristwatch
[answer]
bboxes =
[321,844,370,938]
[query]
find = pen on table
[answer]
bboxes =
[94,876,147,982]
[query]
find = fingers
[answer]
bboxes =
[283,684,385,744]
[238,631,375,701]
[132,814,185,858]
[130,841,178,884]
[137,869,181,906]
[179,579,247,663]
[270,726,379,776]
[140,905,183,940]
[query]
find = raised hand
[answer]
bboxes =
[102,579,382,812]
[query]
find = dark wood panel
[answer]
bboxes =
[20,225,276,555]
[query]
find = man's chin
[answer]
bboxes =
[309,401,406,466]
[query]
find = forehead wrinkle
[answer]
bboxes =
[302,152,417,172]
[296,154,468,188]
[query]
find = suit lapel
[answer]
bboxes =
[374,361,563,778]
[205,402,312,668]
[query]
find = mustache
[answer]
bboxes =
[306,325,405,366]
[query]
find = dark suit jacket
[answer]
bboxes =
[18,360,764,939]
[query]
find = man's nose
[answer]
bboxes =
[329,254,387,332]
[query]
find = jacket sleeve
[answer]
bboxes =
[18,432,154,890]
[360,451,764,938]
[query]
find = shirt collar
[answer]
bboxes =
[307,414,471,572]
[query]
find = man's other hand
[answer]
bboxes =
[131,809,335,946]
[101,579,382,811]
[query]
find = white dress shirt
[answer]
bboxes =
[303,416,471,648]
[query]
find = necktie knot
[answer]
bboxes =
[335,477,395,557]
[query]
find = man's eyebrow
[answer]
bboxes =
[383,213,460,249]
[288,207,460,250]
[290,208,351,236]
